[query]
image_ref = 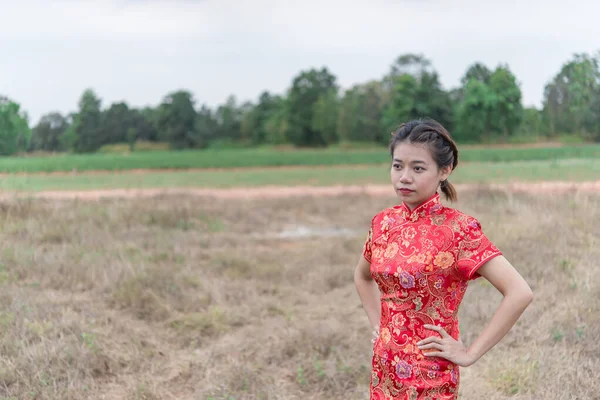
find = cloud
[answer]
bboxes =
[1,0,223,39]
[1,0,599,123]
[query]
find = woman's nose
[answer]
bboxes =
[399,170,412,182]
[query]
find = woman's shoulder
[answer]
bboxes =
[368,206,399,224]
[441,205,486,231]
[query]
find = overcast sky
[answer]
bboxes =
[1,0,599,124]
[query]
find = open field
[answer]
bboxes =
[1,144,600,173]
[1,158,599,192]
[0,188,598,399]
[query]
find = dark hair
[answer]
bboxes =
[388,118,459,202]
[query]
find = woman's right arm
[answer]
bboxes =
[354,256,381,331]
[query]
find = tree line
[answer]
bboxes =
[1,52,599,156]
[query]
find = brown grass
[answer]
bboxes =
[0,190,597,399]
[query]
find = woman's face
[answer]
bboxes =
[390,142,451,210]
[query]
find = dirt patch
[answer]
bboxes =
[3,180,599,201]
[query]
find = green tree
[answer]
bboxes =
[137,107,159,141]
[249,92,280,145]
[156,90,199,149]
[29,112,69,152]
[381,74,419,136]
[488,64,523,139]
[68,89,104,153]
[215,95,243,143]
[195,105,218,148]
[518,107,544,140]
[263,97,289,145]
[384,53,432,93]
[381,54,454,137]
[336,86,361,142]
[337,81,385,143]
[543,52,600,135]
[460,62,492,86]
[452,62,492,106]
[358,81,385,143]
[238,101,254,143]
[102,102,134,144]
[454,79,497,142]
[312,90,339,144]
[0,96,31,155]
[287,67,338,147]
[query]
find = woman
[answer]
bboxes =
[354,119,534,399]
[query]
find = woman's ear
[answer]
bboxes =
[440,165,452,181]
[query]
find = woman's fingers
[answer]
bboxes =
[423,324,451,339]
[417,336,442,346]
[423,351,446,358]
[418,342,444,351]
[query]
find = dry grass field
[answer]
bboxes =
[0,187,598,399]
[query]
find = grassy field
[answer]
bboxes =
[1,144,600,173]
[0,158,598,192]
[0,189,597,399]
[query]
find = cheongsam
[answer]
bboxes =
[363,192,502,399]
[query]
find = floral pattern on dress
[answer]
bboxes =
[363,192,502,399]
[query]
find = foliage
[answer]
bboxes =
[6,51,600,155]
[286,67,339,147]
[542,52,600,140]
[0,96,32,155]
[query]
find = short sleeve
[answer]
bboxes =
[362,226,373,263]
[455,216,502,280]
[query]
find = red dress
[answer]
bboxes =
[363,192,502,399]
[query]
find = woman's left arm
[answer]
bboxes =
[418,256,534,367]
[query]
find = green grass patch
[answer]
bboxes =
[1,158,598,192]
[0,144,599,173]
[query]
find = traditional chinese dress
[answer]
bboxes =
[363,192,502,399]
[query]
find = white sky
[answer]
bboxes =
[1,0,599,124]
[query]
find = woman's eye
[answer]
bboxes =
[415,167,424,172]
[393,164,401,169]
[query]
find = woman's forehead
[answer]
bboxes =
[392,142,434,162]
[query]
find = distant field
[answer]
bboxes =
[1,144,600,173]
[1,158,598,192]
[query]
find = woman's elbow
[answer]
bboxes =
[524,286,534,304]
[516,284,534,307]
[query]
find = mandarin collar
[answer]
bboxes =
[393,192,444,222]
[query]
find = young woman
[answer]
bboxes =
[354,119,533,399]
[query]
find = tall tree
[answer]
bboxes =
[460,62,492,86]
[349,81,387,143]
[67,89,104,153]
[488,64,523,139]
[381,55,454,138]
[542,52,600,135]
[336,86,361,142]
[195,105,218,148]
[381,74,419,136]
[384,53,433,92]
[518,107,544,139]
[215,95,243,143]
[156,90,199,149]
[312,90,339,145]
[238,100,254,143]
[102,102,134,144]
[287,67,338,147]
[249,92,280,145]
[454,79,497,142]
[263,96,289,145]
[29,112,69,152]
[0,96,31,155]
[137,107,159,141]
